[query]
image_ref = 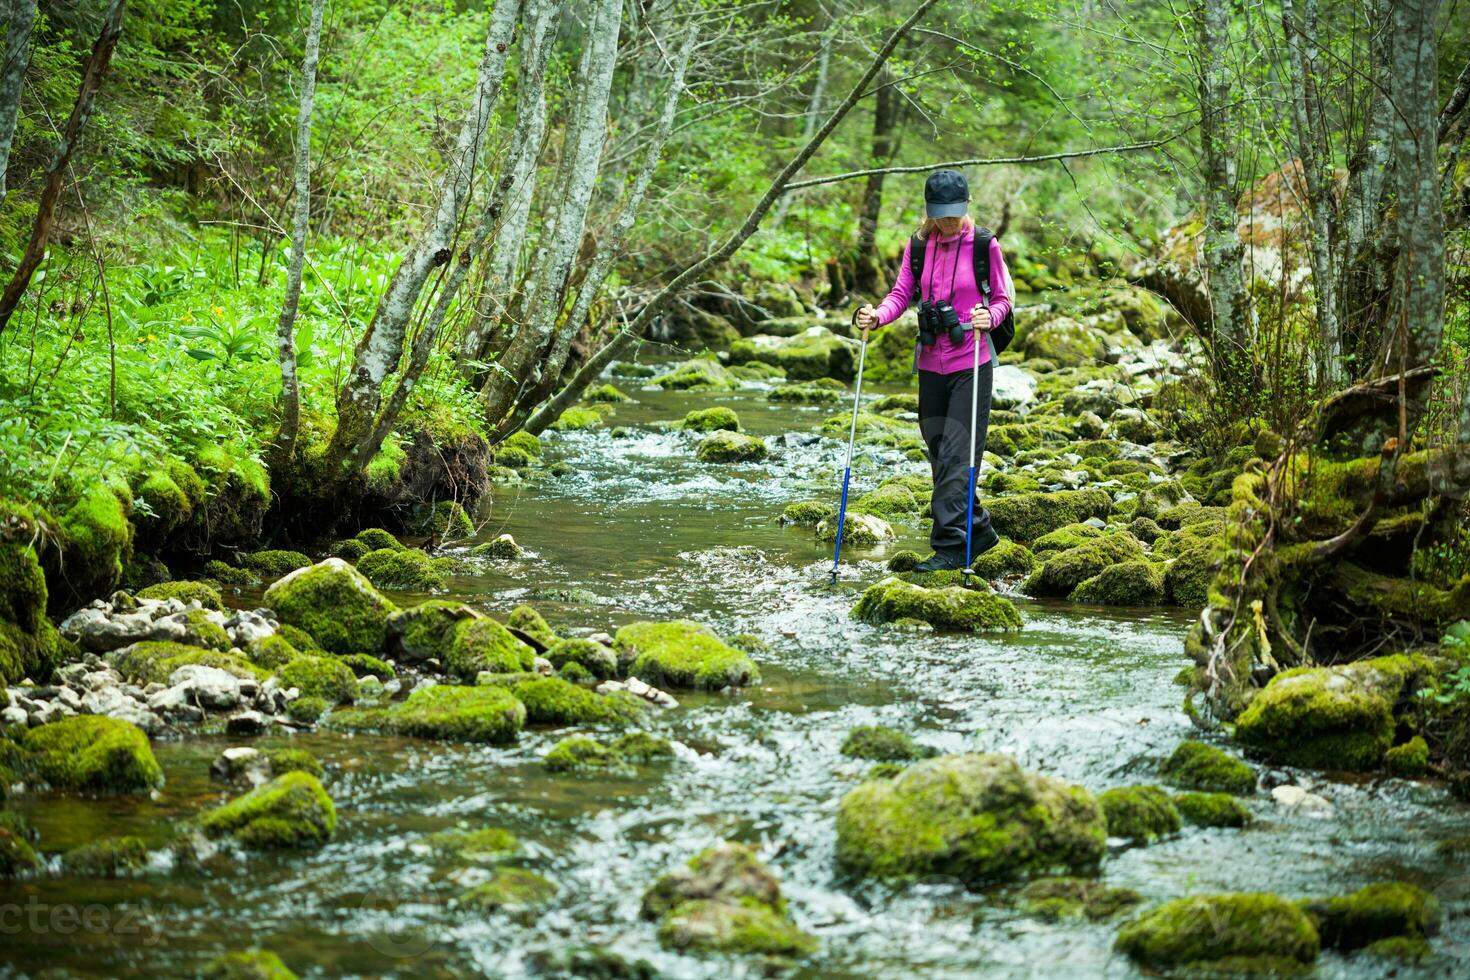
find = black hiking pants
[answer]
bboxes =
[918,361,994,559]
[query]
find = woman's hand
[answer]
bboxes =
[855,304,878,335]
[970,305,992,332]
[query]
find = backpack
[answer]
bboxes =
[906,226,1016,354]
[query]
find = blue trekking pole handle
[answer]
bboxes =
[831,313,869,583]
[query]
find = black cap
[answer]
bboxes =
[924,169,969,218]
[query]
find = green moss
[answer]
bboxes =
[657,898,818,957]
[1173,792,1253,828]
[356,547,446,591]
[1303,882,1441,950]
[1385,736,1430,777]
[202,949,298,980]
[59,484,133,599]
[779,500,835,527]
[286,696,328,725]
[840,725,936,761]
[458,867,557,911]
[581,383,629,405]
[610,730,674,761]
[695,431,768,463]
[1,810,39,876]
[511,676,647,727]
[545,735,627,772]
[407,500,475,539]
[886,550,922,572]
[851,576,1023,632]
[364,438,406,492]
[332,538,370,561]
[136,579,224,610]
[203,560,259,588]
[1160,741,1256,794]
[968,540,1039,579]
[263,748,323,778]
[448,617,535,679]
[1,537,49,634]
[1032,522,1104,554]
[815,511,894,545]
[354,528,404,552]
[854,484,921,518]
[550,406,604,431]
[1019,877,1143,921]
[1363,936,1432,961]
[60,835,149,876]
[681,407,741,432]
[545,638,617,680]
[113,641,263,684]
[769,381,844,404]
[276,624,321,652]
[242,550,312,577]
[614,620,760,689]
[1164,535,1226,608]
[328,684,525,743]
[507,604,556,645]
[263,559,399,657]
[193,445,271,546]
[419,825,519,861]
[1115,893,1320,969]
[22,716,162,793]
[135,469,192,538]
[1024,534,1145,597]
[244,635,297,670]
[986,488,1113,544]
[339,653,394,680]
[277,656,358,704]
[820,410,908,446]
[835,753,1106,885]
[0,617,60,686]
[386,600,471,663]
[1233,654,1432,771]
[200,771,336,849]
[1070,561,1167,606]
[651,359,736,391]
[1098,785,1181,841]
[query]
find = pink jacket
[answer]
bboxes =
[873,225,1013,375]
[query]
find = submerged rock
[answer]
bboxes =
[780,500,835,527]
[200,771,336,849]
[458,867,557,912]
[1019,877,1142,921]
[840,725,936,762]
[60,835,150,876]
[1114,892,1320,972]
[0,811,39,876]
[417,825,519,862]
[851,576,1022,632]
[695,431,768,463]
[835,753,1106,885]
[613,620,759,690]
[814,512,895,545]
[1159,740,1256,795]
[264,559,398,658]
[1302,881,1440,951]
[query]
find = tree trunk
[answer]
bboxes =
[0,0,38,204]
[769,25,833,232]
[853,67,902,293]
[479,0,623,430]
[273,0,326,460]
[329,0,520,471]
[0,0,124,336]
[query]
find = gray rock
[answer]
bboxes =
[1082,517,1107,530]
[167,664,241,711]
[992,364,1038,408]
[225,610,276,646]
[780,431,821,448]
[54,686,82,710]
[1,706,27,726]
[62,607,159,652]
[211,746,264,781]
[225,711,269,736]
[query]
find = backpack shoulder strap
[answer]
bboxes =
[972,226,994,300]
[908,234,926,302]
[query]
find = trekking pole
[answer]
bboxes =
[830,310,870,585]
[962,313,995,584]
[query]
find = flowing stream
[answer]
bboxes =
[7,376,1470,978]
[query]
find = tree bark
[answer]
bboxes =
[0,0,124,336]
[329,0,520,470]
[273,0,326,460]
[0,0,37,204]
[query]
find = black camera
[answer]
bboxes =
[918,300,964,345]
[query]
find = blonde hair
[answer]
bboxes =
[915,214,974,240]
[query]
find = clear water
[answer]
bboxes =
[7,378,1470,978]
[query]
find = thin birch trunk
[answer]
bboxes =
[0,0,124,336]
[480,0,623,429]
[274,0,326,460]
[329,0,520,469]
[521,0,942,434]
[0,0,37,204]
[769,26,832,231]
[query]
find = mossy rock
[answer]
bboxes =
[1032,522,1104,554]
[286,696,328,725]
[656,898,818,957]
[386,600,477,665]
[356,547,446,591]
[203,560,259,588]
[852,576,1022,632]
[853,484,921,518]
[471,534,523,560]
[136,580,223,611]
[276,623,321,653]
[544,735,628,773]
[610,730,674,761]
[112,641,263,685]
[1017,315,1109,366]
[840,725,936,762]
[1070,561,1167,606]
[1164,535,1226,608]
[134,464,201,541]
[886,550,922,572]
[332,538,371,561]
[241,550,312,578]
[1019,877,1143,921]
[22,716,162,793]
[696,431,768,463]
[651,359,737,391]
[263,559,399,657]
[988,488,1113,543]
[968,539,1038,579]
[277,655,358,705]
[337,653,393,681]
[583,383,629,404]
[60,835,149,876]
[418,825,519,862]
[642,842,816,956]
[1363,936,1432,962]
[56,484,133,604]
[1115,892,1320,971]
[327,684,525,744]
[819,410,908,446]
[405,500,476,539]
[1232,654,1433,772]
[200,771,336,849]
[458,867,557,911]
[544,638,617,680]
[510,676,647,727]
[1098,785,1181,842]
[729,326,852,381]
[1024,534,1145,598]
[1,810,39,876]
[681,407,741,432]
[1173,791,1253,828]
[354,528,404,552]
[1385,736,1430,777]
[448,617,536,680]
[1302,881,1441,951]
[814,511,895,546]
[178,608,232,650]
[0,617,60,685]
[262,748,323,779]
[507,604,556,645]
[193,445,271,547]
[202,949,298,979]
[614,620,759,689]
[768,381,845,404]
[835,753,1106,885]
[1159,740,1256,795]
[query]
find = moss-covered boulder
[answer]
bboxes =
[1019,877,1143,921]
[202,949,298,980]
[1115,893,1320,971]
[853,484,921,519]
[681,407,740,432]
[242,550,312,578]
[695,431,768,463]
[613,620,759,689]
[203,560,260,588]
[1159,740,1256,794]
[277,655,358,704]
[611,730,675,761]
[1070,561,1167,606]
[1173,792,1253,828]
[968,539,1039,580]
[470,534,523,560]
[544,736,625,772]
[1385,736,1430,777]
[384,600,475,665]
[1017,315,1109,366]
[448,617,536,680]
[22,716,162,793]
[1032,522,1104,554]
[814,511,895,545]
[458,867,557,912]
[835,753,1106,885]
[651,358,736,391]
[779,500,835,527]
[851,576,1022,632]
[407,500,475,539]
[60,835,150,876]
[418,825,519,862]
[263,559,398,657]
[1098,785,1181,842]
[988,488,1113,542]
[113,640,263,684]
[1302,882,1440,951]
[1024,534,1145,597]
[768,379,845,404]
[544,638,617,680]
[729,326,853,381]
[641,842,817,957]
[57,484,133,603]
[507,676,646,727]
[507,604,556,646]
[1233,654,1432,771]
[200,771,336,849]
[356,548,445,591]
[327,684,525,743]
[840,725,936,762]
[135,580,224,611]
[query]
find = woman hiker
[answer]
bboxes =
[855,169,1012,573]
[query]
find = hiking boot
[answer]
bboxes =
[913,551,964,573]
[969,525,1000,560]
